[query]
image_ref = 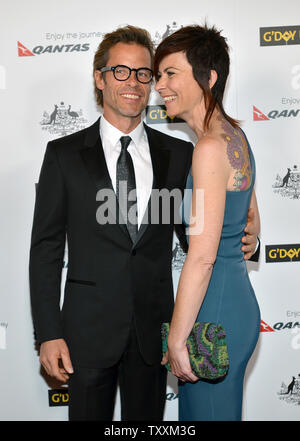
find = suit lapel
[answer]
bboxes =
[80,118,131,241]
[145,124,170,190]
[135,124,170,245]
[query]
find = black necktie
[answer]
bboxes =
[116,136,138,242]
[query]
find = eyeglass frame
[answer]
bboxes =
[99,64,153,84]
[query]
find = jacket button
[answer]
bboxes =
[131,250,136,256]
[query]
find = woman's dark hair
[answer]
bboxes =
[154,24,239,130]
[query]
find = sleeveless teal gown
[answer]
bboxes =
[179,136,260,421]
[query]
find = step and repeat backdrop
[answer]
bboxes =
[0,0,299,421]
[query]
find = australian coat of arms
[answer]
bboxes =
[273,165,300,199]
[152,22,183,47]
[40,101,88,137]
[278,375,300,406]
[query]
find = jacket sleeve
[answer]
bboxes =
[174,142,194,253]
[249,236,260,262]
[29,141,67,344]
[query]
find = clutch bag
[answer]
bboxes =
[161,322,229,380]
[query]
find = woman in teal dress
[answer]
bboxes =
[154,24,261,421]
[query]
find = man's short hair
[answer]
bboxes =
[93,25,154,107]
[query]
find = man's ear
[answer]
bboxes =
[94,70,105,91]
[209,69,218,89]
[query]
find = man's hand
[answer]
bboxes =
[242,207,259,260]
[40,339,74,383]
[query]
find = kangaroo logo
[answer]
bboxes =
[47,105,58,125]
[273,165,300,199]
[278,374,300,405]
[40,101,87,137]
[280,168,291,187]
[286,377,296,394]
[152,22,183,47]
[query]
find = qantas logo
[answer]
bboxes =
[17,41,89,56]
[17,41,34,57]
[253,104,300,121]
[261,318,300,332]
[253,106,269,121]
[260,320,274,332]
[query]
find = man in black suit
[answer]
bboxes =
[29,25,259,421]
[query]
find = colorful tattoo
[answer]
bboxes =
[219,116,252,191]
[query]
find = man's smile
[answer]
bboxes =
[120,93,141,100]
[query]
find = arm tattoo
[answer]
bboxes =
[219,116,252,191]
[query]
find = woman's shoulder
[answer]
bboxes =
[192,133,229,187]
[193,134,227,164]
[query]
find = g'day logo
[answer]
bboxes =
[146,105,184,124]
[17,40,89,56]
[260,26,300,46]
[49,389,69,406]
[266,244,300,263]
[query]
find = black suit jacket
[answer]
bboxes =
[29,118,194,368]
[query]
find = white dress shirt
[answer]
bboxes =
[100,116,153,229]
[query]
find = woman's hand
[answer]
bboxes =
[161,343,198,383]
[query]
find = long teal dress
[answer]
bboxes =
[179,135,260,421]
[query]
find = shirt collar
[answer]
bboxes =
[100,115,145,150]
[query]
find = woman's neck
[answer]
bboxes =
[185,106,221,141]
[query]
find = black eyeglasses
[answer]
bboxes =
[100,65,153,84]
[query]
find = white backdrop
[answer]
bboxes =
[0,0,300,421]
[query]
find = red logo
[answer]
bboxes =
[17,41,34,57]
[260,320,274,332]
[253,105,269,121]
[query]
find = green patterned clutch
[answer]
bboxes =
[161,322,229,380]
